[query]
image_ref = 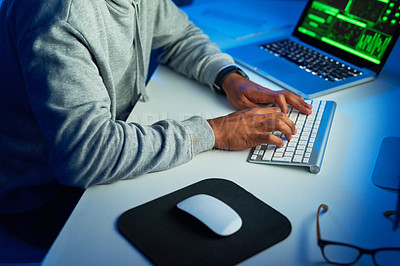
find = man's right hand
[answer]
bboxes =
[207,107,297,151]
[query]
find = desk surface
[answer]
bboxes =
[43,1,400,265]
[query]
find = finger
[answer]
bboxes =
[274,117,296,141]
[275,94,289,115]
[281,114,297,135]
[262,113,296,135]
[247,106,281,116]
[257,133,285,147]
[285,93,312,115]
[294,100,312,115]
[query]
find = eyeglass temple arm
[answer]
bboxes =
[383,210,395,217]
[317,204,329,240]
[383,178,400,230]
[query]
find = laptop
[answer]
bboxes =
[226,0,400,98]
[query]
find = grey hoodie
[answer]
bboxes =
[0,0,235,213]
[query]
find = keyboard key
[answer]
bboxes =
[293,155,303,163]
[272,157,292,162]
[286,147,295,152]
[288,141,297,147]
[300,135,309,141]
[299,141,307,146]
[285,151,294,158]
[262,146,275,161]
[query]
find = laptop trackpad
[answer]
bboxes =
[255,58,299,77]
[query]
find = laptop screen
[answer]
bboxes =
[293,0,400,73]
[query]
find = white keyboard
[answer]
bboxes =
[248,100,336,174]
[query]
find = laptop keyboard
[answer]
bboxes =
[260,39,363,82]
[248,100,336,174]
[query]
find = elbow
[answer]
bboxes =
[49,142,109,189]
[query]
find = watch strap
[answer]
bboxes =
[213,66,249,95]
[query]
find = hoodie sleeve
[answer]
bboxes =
[18,18,214,189]
[151,0,236,88]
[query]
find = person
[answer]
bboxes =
[0,0,312,251]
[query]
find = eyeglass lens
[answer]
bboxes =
[374,250,400,265]
[323,244,360,264]
[323,244,400,265]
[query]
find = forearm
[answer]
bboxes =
[50,116,214,188]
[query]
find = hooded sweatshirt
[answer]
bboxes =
[0,0,235,213]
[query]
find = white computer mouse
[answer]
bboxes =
[176,194,242,236]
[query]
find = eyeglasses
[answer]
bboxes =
[316,204,400,265]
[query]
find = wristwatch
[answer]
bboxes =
[213,65,249,95]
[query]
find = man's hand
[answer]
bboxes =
[207,107,297,150]
[222,73,312,115]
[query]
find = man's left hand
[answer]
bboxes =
[221,73,312,115]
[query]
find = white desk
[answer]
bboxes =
[43,1,400,265]
[42,61,400,265]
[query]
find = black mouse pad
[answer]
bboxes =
[117,178,292,266]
